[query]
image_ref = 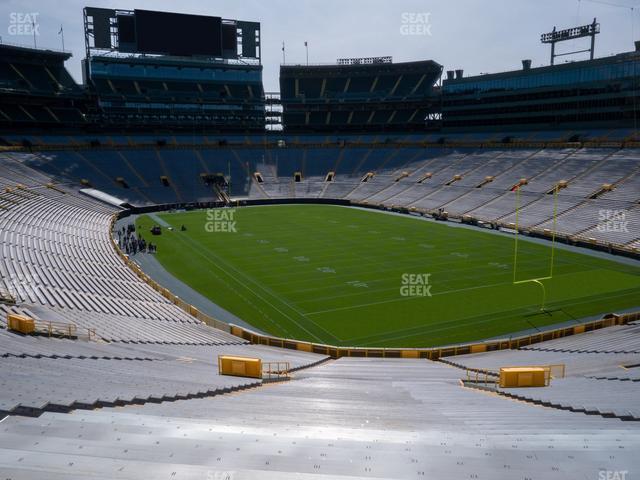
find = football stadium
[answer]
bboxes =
[0,1,640,478]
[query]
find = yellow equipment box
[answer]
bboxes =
[499,366,549,388]
[218,355,262,379]
[7,313,35,334]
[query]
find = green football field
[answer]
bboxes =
[135,205,640,347]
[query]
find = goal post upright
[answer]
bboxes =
[512,185,521,284]
[549,183,559,278]
[512,183,559,311]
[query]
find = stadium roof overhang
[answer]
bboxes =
[280,59,442,77]
[0,44,72,63]
[280,59,443,89]
[442,49,640,90]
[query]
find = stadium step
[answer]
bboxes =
[525,346,640,354]
[437,357,499,376]
[0,381,262,419]
[0,356,332,420]
[463,381,640,422]
[1,352,164,361]
[289,355,333,373]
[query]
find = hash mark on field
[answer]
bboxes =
[392,236,405,241]
[274,247,288,253]
[346,280,369,288]
[242,232,254,237]
[317,267,336,273]
[294,256,310,262]
[450,252,469,258]
[488,262,508,269]
[257,239,270,244]
[419,244,434,249]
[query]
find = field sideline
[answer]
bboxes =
[135,205,640,347]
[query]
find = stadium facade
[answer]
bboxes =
[86,54,264,131]
[441,44,640,130]
[0,44,90,131]
[2,10,638,135]
[279,58,443,132]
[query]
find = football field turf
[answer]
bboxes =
[136,205,640,347]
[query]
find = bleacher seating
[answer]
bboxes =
[1,10,640,478]
[247,145,640,248]
[3,141,638,248]
[1,356,639,478]
[0,155,247,344]
[0,325,327,416]
[522,322,640,353]
[0,135,640,479]
[443,321,640,420]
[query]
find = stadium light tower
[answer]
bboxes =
[541,18,600,65]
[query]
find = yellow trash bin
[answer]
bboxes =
[7,313,35,334]
[218,355,262,379]
[499,367,549,388]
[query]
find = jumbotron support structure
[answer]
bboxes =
[541,18,600,65]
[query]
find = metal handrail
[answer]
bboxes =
[0,288,16,304]
[34,320,77,338]
[262,361,290,380]
[465,368,497,385]
[86,328,97,341]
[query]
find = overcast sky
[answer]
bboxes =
[1,0,638,91]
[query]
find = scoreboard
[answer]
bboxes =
[134,10,222,57]
[84,7,260,61]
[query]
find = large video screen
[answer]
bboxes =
[134,9,222,57]
[117,15,136,44]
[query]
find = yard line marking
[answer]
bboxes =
[164,230,307,338]
[168,228,337,343]
[347,287,640,346]
[272,253,551,295]
[150,206,640,347]
[303,266,604,317]
[304,281,511,316]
